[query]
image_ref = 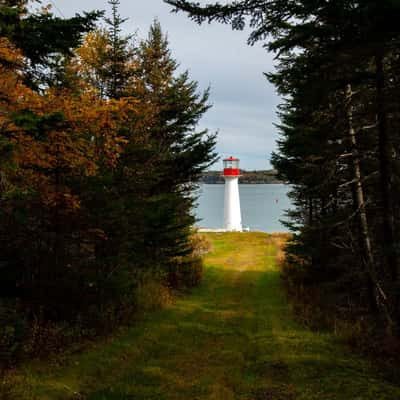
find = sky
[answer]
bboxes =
[50,0,280,170]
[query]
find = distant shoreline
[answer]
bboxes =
[199,182,285,185]
[200,169,283,184]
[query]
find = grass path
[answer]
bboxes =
[6,232,400,399]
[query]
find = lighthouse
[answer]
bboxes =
[223,156,242,231]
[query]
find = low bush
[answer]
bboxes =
[134,269,172,312]
[280,251,400,376]
[167,233,210,290]
[191,232,212,257]
[168,255,204,289]
[0,300,27,366]
[0,239,209,365]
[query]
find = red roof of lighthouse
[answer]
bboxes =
[223,156,239,161]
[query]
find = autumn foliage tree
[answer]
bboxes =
[0,1,216,360]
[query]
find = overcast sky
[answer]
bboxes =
[51,0,280,170]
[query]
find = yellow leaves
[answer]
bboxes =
[9,88,146,212]
[69,29,111,97]
[41,191,81,212]
[75,30,110,66]
[0,36,158,216]
[86,228,108,240]
[0,37,22,66]
[62,192,81,211]
[0,37,35,114]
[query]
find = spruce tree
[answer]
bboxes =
[104,0,134,99]
[74,19,217,288]
[129,20,217,272]
[165,0,400,332]
[0,0,102,88]
[71,0,134,99]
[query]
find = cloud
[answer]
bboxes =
[54,0,281,169]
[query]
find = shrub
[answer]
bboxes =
[0,300,27,366]
[191,232,212,257]
[135,274,172,312]
[166,233,209,290]
[22,312,111,360]
[168,255,204,289]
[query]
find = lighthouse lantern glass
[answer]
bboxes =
[223,159,239,169]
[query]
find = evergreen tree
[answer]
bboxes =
[104,0,134,99]
[70,0,134,99]
[0,2,216,359]
[71,18,217,290]
[165,0,400,333]
[131,21,217,270]
[0,0,102,88]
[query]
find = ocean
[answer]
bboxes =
[193,183,292,232]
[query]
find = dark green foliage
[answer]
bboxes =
[0,2,216,362]
[83,17,218,295]
[0,0,102,88]
[0,300,26,365]
[103,0,134,98]
[125,19,217,272]
[168,255,204,289]
[166,0,400,339]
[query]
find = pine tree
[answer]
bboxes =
[131,21,217,271]
[104,0,134,99]
[0,3,216,349]
[165,0,400,332]
[71,0,135,99]
[0,0,102,88]
[71,18,217,289]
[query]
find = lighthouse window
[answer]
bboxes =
[223,159,239,169]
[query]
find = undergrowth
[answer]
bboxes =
[279,243,400,383]
[0,233,211,369]
[1,233,400,400]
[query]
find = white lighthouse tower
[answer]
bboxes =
[223,156,242,231]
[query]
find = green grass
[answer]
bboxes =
[3,232,400,399]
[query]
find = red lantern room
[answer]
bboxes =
[223,156,240,176]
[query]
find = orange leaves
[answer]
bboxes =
[0,38,33,117]
[0,33,157,217]
[70,29,111,96]
[40,190,81,212]
[0,37,22,67]
[7,88,152,214]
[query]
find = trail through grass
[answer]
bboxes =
[5,232,400,399]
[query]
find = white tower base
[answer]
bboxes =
[224,176,242,231]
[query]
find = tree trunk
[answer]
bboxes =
[375,53,400,332]
[345,84,392,325]
[375,52,398,282]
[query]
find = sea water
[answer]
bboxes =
[193,184,292,232]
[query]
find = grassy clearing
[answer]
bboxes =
[2,232,400,399]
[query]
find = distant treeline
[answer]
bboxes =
[200,169,283,184]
